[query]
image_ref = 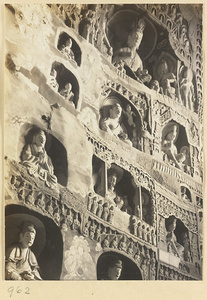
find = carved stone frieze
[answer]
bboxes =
[156,192,197,234]
[82,214,156,280]
[153,160,202,194]
[6,159,83,231]
[131,216,157,246]
[86,129,157,227]
[87,193,115,225]
[158,262,200,280]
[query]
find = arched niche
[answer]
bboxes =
[50,61,79,108]
[97,251,142,280]
[99,95,142,149]
[165,215,191,262]
[5,204,63,280]
[20,125,68,186]
[57,31,81,66]
[161,120,191,170]
[180,185,192,202]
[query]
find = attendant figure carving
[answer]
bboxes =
[166,216,184,258]
[124,104,136,128]
[150,80,160,92]
[105,168,125,210]
[157,59,177,97]
[181,187,191,202]
[179,66,195,110]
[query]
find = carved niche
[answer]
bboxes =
[99,93,152,151]
[57,31,81,66]
[161,121,191,173]
[47,61,79,108]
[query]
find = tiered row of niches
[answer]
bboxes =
[5,4,202,280]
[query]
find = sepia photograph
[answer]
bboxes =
[2,2,205,298]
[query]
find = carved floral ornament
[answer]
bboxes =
[156,192,197,234]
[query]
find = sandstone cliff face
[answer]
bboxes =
[4,4,203,281]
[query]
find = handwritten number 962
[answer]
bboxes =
[8,286,30,297]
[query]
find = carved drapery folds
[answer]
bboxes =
[5,4,203,281]
[158,263,197,280]
[99,98,133,147]
[107,10,156,85]
[153,53,178,99]
[157,213,201,277]
[92,161,137,219]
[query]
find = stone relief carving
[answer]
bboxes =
[153,54,178,98]
[48,69,59,92]
[161,122,186,169]
[100,102,132,146]
[60,37,75,61]
[157,193,197,234]
[179,66,195,110]
[5,3,203,281]
[59,82,75,105]
[158,263,197,280]
[5,221,42,280]
[112,18,150,83]
[21,129,57,187]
